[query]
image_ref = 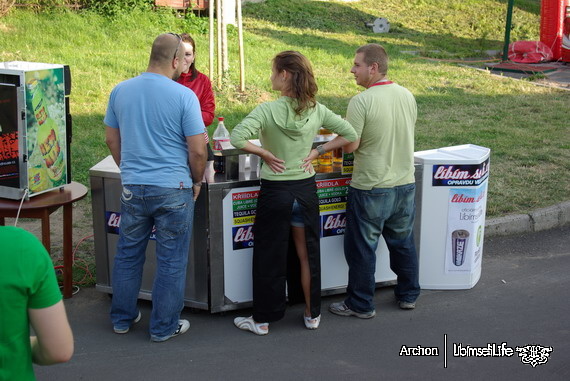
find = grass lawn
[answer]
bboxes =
[0,0,568,221]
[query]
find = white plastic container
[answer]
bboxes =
[414,144,491,289]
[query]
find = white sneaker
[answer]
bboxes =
[151,319,190,342]
[234,316,269,335]
[304,314,321,330]
[329,301,376,319]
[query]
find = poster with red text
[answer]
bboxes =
[445,183,487,274]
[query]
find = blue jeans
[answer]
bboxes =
[343,184,420,312]
[290,199,304,227]
[110,185,194,340]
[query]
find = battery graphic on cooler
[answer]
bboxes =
[451,229,470,266]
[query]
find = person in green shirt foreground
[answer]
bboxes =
[231,51,357,335]
[0,226,74,380]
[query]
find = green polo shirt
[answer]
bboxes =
[347,83,417,190]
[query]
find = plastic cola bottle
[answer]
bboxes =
[212,117,230,151]
[212,117,230,174]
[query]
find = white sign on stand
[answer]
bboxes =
[445,184,487,274]
[222,178,396,304]
[222,186,258,303]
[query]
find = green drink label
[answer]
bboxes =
[25,69,67,193]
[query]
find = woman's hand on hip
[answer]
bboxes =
[260,150,286,174]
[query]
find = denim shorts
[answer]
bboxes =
[290,199,304,227]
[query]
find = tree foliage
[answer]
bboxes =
[83,0,154,17]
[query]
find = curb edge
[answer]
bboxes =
[485,201,570,237]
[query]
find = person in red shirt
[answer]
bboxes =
[177,33,216,182]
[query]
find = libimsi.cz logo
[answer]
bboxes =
[399,336,553,368]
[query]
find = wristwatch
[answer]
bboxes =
[316,145,326,156]
[193,182,203,187]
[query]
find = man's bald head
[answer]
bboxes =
[149,33,182,66]
[147,33,185,80]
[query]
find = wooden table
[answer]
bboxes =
[0,182,89,298]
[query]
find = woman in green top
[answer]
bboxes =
[231,51,357,335]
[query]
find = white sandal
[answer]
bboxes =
[234,316,269,335]
[304,314,321,330]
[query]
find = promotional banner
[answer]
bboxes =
[444,183,487,274]
[341,152,354,175]
[25,68,67,195]
[227,178,352,253]
[104,211,157,240]
[223,186,259,302]
[230,189,259,250]
[0,85,19,188]
[432,158,489,187]
[222,178,396,303]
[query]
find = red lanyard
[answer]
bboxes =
[368,80,393,88]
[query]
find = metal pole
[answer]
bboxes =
[209,0,214,80]
[502,0,515,62]
[221,1,229,74]
[237,0,245,91]
[216,0,222,87]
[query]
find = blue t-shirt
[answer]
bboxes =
[104,72,205,188]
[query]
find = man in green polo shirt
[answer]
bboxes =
[330,43,420,319]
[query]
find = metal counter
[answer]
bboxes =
[90,149,422,313]
[90,156,210,310]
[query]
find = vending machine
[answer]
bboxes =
[0,61,71,200]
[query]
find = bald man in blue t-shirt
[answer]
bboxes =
[104,33,207,342]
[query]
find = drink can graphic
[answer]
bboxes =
[451,229,470,266]
[28,166,50,193]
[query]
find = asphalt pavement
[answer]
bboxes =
[33,225,569,380]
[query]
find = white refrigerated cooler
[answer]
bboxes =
[415,144,490,289]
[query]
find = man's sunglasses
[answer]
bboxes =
[167,32,181,60]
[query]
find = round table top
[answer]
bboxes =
[0,182,88,211]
